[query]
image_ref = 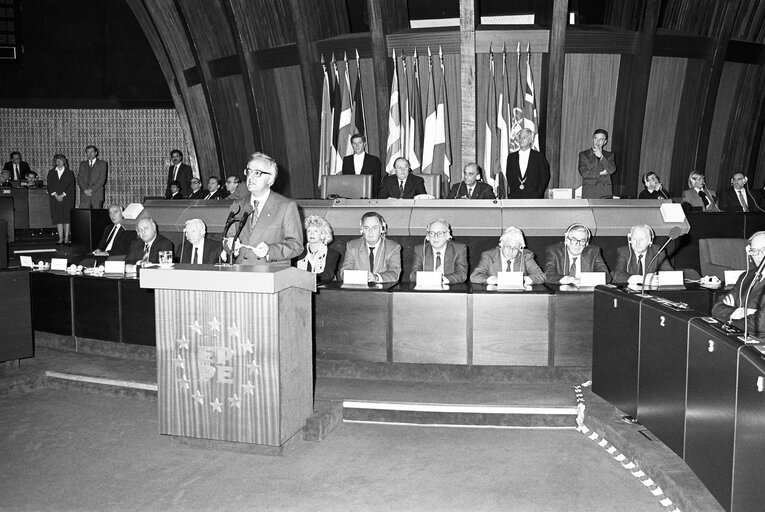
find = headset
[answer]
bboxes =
[360,211,387,235]
[627,224,654,244]
[564,224,591,242]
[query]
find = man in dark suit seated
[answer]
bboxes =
[3,151,31,181]
[377,158,427,199]
[341,133,382,198]
[712,231,765,336]
[544,224,611,285]
[92,205,132,258]
[447,163,495,199]
[470,226,545,285]
[339,211,401,284]
[0,170,11,187]
[204,176,227,200]
[611,224,674,285]
[506,129,550,199]
[165,149,193,198]
[125,218,174,265]
[168,180,185,199]
[719,173,764,213]
[187,177,207,199]
[179,218,222,264]
[409,218,468,285]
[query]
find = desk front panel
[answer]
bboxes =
[31,271,72,335]
[0,270,33,362]
[73,276,120,342]
[120,278,155,346]
[550,289,593,367]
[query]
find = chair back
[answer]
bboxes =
[320,174,373,199]
[413,173,442,199]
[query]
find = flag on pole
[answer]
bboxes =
[385,49,403,173]
[334,52,353,173]
[510,43,524,152]
[350,49,366,138]
[407,50,423,172]
[399,53,409,174]
[523,43,539,150]
[318,55,334,186]
[329,54,341,174]
[421,48,438,174]
[483,47,498,192]
[497,46,512,196]
[435,46,451,193]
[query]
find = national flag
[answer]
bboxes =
[497,47,512,199]
[435,47,451,193]
[385,49,402,173]
[523,44,540,150]
[421,48,438,174]
[398,52,409,175]
[334,52,353,173]
[407,49,423,173]
[483,48,498,192]
[329,54,341,174]
[350,49,366,138]
[510,43,524,152]
[318,55,333,186]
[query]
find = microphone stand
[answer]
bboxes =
[641,228,681,297]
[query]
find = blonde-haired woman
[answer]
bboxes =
[294,215,340,285]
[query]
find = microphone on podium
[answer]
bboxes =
[641,227,682,295]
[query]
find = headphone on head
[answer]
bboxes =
[564,224,591,242]
[627,224,654,245]
[745,231,765,255]
[731,176,748,185]
[426,218,452,240]
[360,211,387,235]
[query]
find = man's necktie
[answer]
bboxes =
[506,259,513,272]
[569,257,578,277]
[13,164,19,180]
[399,181,404,198]
[368,246,375,272]
[637,254,644,276]
[89,160,94,168]
[250,200,259,227]
[698,190,710,208]
[173,165,179,181]
[105,226,118,250]
[435,251,442,271]
[142,243,150,262]
[467,187,473,198]
[738,190,749,212]
[192,247,199,264]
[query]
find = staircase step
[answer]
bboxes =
[45,370,158,400]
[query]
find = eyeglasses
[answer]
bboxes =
[245,168,272,177]
[394,166,410,171]
[750,248,765,257]
[501,245,523,252]
[427,231,448,238]
[567,237,588,246]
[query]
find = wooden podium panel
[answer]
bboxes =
[0,269,33,363]
[143,265,315,447]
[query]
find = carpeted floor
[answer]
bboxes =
[0,388,667,512]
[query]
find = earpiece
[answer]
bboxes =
[627,225,654,245]
[746,245,752,256]
[564,224,592,242]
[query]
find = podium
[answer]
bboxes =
[140,264,316,447]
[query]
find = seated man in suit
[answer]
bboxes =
[339,211,401,283]
[3,151,31,181]
[224,152,303,264]
[186,177,207,199]
[0,169,11,187]
[204,176,227,200]
[470,226,545,285]
[447,163,495,199]
[92,205,132,257]
[378,157,426,199]
[225,176,240,197]
[544,224,611,285]
[506,129,550,199]
[712,231,765,336]
[168,180,184,199]
[180,218,222,264]
[611,224,674,285]
[342,133,382,197]
[125,218,174,265]
[409,218,468,285]
[719,173,764,212]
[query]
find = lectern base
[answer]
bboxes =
[168,428,305,456]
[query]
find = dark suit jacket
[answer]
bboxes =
[712,268,765,336]
[170,192,185,200]
[233,192,304,264]
[611,245,674,284]
[409,241,468,284]
[446,181,496,200]
[204,188,226,200]
[3,160,31,181]
[470,247,545,284]
[294,246,341,285]
[578,149,616,199]
[179,238,223,264]
[96,224,132,256]
[718,187,764,212]
[681,188,720,212]
[506,150,550,199]
[378,173,427,199]
[342,153,382,198]
[77,159,108,208]
[544,242,611,284]
[339,237,402,283]
[166,163,193,198]
[125,233,174,265]
[187,189,207,200]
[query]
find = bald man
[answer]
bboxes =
[611,224,674,285]
[125,218,174,265]
[409,219,468,284]
[447,163,496,199]
[180,219,222,264]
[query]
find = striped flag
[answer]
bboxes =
[329,54,341,175]
[421,48,437,174]
[435,47,451,192]
[510,43,524,152]
[523,44,540,150]
[483,48,498,192]
[407,49,423,173]
[385,49,403,173]
[496,47,512,198]
[350,49,366,138]
[318,55,333,186]
[399,52,410,175]
[334,52,353,173]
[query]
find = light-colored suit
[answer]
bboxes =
[339,237,402,283]
[77,159,108,208]
[470,247,545,284]
[234,192,303,264]
[409,241,468,284]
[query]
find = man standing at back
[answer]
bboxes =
[578,129,616,199]
[341,134,382,198]
[165,149,193,198]
[78,145,108,209]
[506,129,550,199]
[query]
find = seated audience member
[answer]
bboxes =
[719,173,764,212]
[681,171,719,212]
[225,176,240,197]
[544,224,611,285]
[24,170,40,187]
[92,205,132,257]
[187,177,207,199]
[638,172,670,200]
[409,218,468,285]
[125,218,174,265]
[611,224,673,284]
[0,169,11,187]
[294,215,340,285]
[447,163,495,199]
[470,226,545,285]
[339,211,401,283]
[168,180,184,199]
[712,231,765,336]
[378,158,426,199]
[179,218,222,264]
[204,176,226,200]
[3,151,31,181]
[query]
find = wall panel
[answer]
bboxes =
[207,77,255,176]
[275,65,312,198]
[706,62,745,182]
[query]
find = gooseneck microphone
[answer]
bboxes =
[641,227,682,295]
[233,202,254,242]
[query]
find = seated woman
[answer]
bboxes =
[294,215,340,285]
[638,172,670,200]
[681,171,719,212]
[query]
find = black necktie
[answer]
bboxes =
[192,247,199,264]
[637,254,644,276]
[569,257,577,277]
[435,252,441,271]
[506,259,513,272]
[698,190,710,208]
[251,200,259,227]
[368,246,375,272]
[399,181,405,198]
